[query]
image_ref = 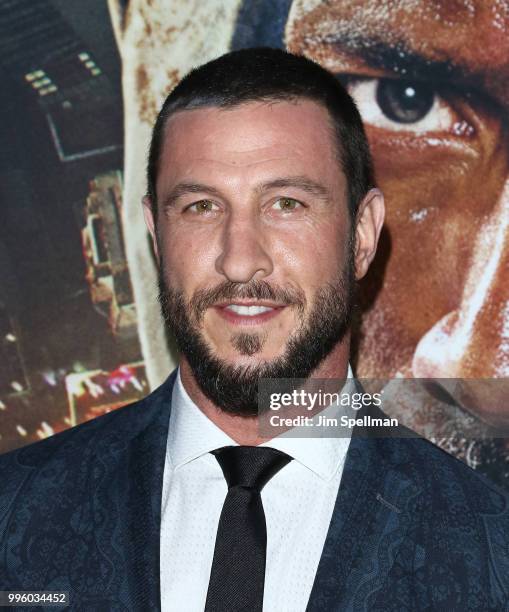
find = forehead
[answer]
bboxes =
[287,0,509,107]
[157,100,342,186]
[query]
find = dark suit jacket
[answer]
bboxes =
[1,370,508,611]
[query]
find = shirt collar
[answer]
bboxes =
[167,370,236,471]
[167,365,354,482]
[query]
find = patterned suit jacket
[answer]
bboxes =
[0,370,508,611]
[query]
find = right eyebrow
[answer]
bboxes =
[161,183,223,209]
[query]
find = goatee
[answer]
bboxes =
[158,252,355,416]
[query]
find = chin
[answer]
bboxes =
[217,352,276,366]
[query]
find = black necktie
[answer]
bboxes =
[204,446,293,612]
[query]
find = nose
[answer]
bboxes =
[412,180,509,427]
[215,210,274,283]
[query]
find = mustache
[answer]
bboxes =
[189,280,307,320]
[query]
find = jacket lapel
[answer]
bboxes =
[92,370,176,610]
[306,409,423,611]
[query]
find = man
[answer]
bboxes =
[107,0,509,482]
[1,48,508,611]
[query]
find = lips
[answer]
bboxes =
[226,304,274,315]
[214,302,285,326]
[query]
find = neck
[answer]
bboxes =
[179,336,351,446]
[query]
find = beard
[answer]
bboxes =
[158,245,355,417]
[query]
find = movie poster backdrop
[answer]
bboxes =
[0,0,507,487]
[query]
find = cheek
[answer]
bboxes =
[271,221,347,288]
[159,229,220,292]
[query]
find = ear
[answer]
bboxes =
[107,0,128,47]
[354,188,385,280]
[142,195,160,264]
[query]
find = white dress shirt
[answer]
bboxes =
[160,367,353,612]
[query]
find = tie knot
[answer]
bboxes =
[212,446,292,492]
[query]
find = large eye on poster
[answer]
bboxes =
[0,0,508,489]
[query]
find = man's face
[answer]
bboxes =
[145,100,358,414]
[286,0,509,425]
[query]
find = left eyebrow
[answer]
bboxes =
[256,176,331,200]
